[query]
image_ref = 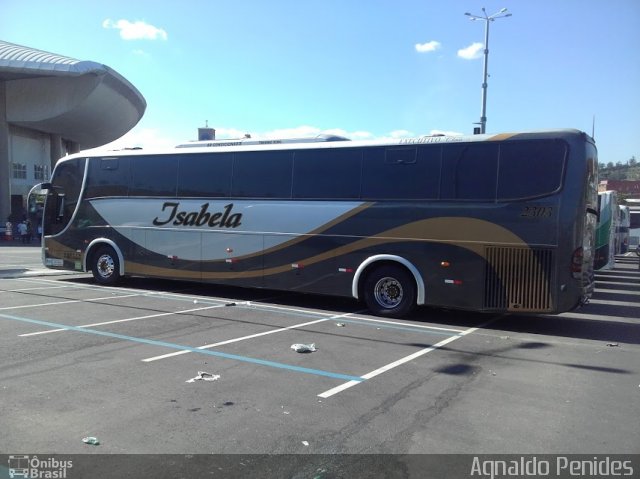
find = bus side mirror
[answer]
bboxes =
[40,183,52,190]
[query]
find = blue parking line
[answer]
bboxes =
[0,312,363,383]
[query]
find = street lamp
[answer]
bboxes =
[464,7,512,134]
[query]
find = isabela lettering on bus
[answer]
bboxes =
[152,202,242,228]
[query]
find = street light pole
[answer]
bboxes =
[465,7,512,134]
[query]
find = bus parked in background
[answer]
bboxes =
[618,205,630,254]
[627,200,640,251]
[595,190,619,270]
[35,129,597,318]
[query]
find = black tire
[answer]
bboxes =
[363,264,416,318]
[91,245,121,285]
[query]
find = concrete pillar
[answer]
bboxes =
[68,141,80,154]
[0,82,10,223]
[50,134,63,170]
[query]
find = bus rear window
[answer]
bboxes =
[497,140,566,200]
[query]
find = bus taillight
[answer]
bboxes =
[571,246,584,276]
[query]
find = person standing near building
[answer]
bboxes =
[25,219,33,243]
[18,220,28,244]
[5,219,12,241]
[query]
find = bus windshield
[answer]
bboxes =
[43,158,86,236]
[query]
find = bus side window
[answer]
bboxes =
[293,149,362,199]
[441,144,498,201]
[177,153,232,197]
[232,151,293,198]
[85,157,130,198]
[130,156,178,197]
[361,146,440,200]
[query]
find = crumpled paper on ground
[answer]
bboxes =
[291,343,316,353]
[186,371,221,383]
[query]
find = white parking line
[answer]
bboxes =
[589,298,640,307]
[318,317,499,399]
[331,314,465,333]
[0,285,75,293]
[242,302,466,334]
[0,293,141,312]
[14,277,277,306]
[142,310,363,362]
[19,303,232,337]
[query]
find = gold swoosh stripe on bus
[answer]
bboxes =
[487,133,518,141]
[127,217,532,279]
[48,217,550,310]
[201,201,375,263]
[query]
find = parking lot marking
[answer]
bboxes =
[1,312,363,382]
[0,284,74,293]
[142,311,361,362]
[0,292,145,312]
[330,317,465,335]
[15,277,283,308]
[241,301,466,334]
[589,298,640,307]
[345,316,464,333]
[19,303,233,337]
[318,317,500,398]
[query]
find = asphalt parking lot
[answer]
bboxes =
[0,245,639,476]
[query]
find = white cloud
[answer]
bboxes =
[223,126,375,141]
[213,127,252,139]
[457,42,483,60]
[415,41,441,53]
[102,19,168,41]
[80,128,178,153]
[389,129,413,138]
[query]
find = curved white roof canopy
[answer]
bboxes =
[0,40,146,148]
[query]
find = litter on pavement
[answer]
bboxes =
[291,343,317,353]
[186,371,221,383]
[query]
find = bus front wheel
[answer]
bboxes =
[91,245,121,285]
[363,264,416,318]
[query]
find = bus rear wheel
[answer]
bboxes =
[363,264,416,318]
[91,245,121,285]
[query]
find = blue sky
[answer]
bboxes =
[2,0,639,163]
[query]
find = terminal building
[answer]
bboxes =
[0,39,146,224]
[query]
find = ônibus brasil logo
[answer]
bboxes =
[7,455,73,478]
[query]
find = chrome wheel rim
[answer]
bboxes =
[373,276,403,309]
[97,254,115,279]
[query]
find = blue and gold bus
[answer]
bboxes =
[37,129,598,317]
